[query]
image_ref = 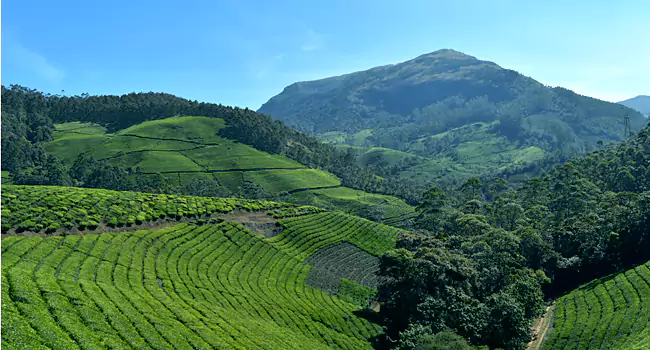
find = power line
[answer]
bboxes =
[624,115,632,138]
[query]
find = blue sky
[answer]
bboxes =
[2,0,649,109]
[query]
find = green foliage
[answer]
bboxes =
[2,84,421,204]
[1,185,289,234]
[380,124,650,349]
[378,227,547,349]
[291,187,417,227]
[337,278,377,307]
[306,242,382,296]
[543,260,650,350]
[1,223,382,349]
[243,169,340,193]
[271,211,402,259]
[1,85,54,173]
[0,182,417,349]
[396,325,474,350]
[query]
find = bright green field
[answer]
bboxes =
[357,147,420,167]
[116,116,227,143]
[42,117,416,223]
[294,187,416,227]
[1,185,398,349]
[43,117,328,193]
[542,260,650,350]
[181,146,301,170]
[244,169,341,193]
[1,171,12,184]
[400,122,545,184]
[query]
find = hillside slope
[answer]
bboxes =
[45,117,339,194]
[1,185,403,349]
[259,49,646,185]
[43,117,416,226]
[2,85,420,222]
[542,260,650,350]
[619,95,650,115]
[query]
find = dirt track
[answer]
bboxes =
[528,304,554,350]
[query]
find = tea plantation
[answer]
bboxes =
[542,260,650,350]
[41,117,416,226]
[1,185,402,349]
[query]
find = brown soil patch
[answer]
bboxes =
[220,211,282,238]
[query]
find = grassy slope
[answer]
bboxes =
[542,260,650,350]
[45,117,320,185]
[43,117,416,224]
[410,122,544,182]
[293,187,416,226]
[358,147,421,167]
[1,185,398,349]
[333,122,546,184]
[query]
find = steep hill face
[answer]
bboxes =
[619,95,650,115]
[260,49,528,133]
[259,49,646,185]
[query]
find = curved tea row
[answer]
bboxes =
[1,185,289,234]
[543,260,650,350]
[2,223,382,349]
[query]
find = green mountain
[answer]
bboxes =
[619,95,650,115]
[259,49,647,185]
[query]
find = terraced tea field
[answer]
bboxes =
[44,117,338,194]
[293,187,416,227]
[42,117,415,224]
[542,260,650,350]
[1,185,292,235]
[1,185,403,349]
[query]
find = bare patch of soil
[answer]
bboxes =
[220,211,283,238]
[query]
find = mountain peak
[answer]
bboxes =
[420,48,475,58]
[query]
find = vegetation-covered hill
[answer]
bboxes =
[1,85,424,204]
[1,85,421,226]
[45,117,340,195]
[542,260,650,350]
[259,49,646,185]
[1,185,403,349]
[619,95,650,115]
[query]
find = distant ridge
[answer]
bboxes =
[619,95,650,115]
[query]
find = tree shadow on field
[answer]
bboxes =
[352,306,393,349]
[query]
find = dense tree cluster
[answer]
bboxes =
[378,124,650,348]
[1,86,54,173]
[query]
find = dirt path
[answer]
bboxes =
[528,304,554,350]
